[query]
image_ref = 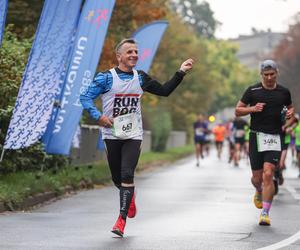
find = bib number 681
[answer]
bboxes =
[122,123,132,131]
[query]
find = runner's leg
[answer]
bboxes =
[104,139,122,189]
[119,140,142,218]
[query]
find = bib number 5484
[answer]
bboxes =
[257,132,281,152]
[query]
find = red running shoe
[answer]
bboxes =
[127,192,137,218]
[111,215,126,237]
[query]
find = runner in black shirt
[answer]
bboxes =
[235,60,294,226]
[232,117,248,166]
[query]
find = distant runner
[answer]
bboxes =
[193,114,208,166]
[293,114,300,177]
[232,117,248,167]
[212,122,226,159]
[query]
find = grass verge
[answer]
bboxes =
[0,145,193,209]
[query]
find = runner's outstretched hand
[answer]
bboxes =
[180,58,194,73]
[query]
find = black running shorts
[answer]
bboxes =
[249,132,281,170]
[282,143,289,151]
[194,136,205,145]
[234,137,245,146]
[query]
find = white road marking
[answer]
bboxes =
[285,185,300,201]
[256,185,300,250]
[256,230,300,250]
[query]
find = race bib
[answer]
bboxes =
[257,132,281,152]
[195,128,204,136]
[235,129,245,138]
[112,113,142,139]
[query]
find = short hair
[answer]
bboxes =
[260,59,278,72]
[115,38,137,53]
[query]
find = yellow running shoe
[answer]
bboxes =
[253,191,262,209]
[259,213,271,226]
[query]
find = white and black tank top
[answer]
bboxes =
[101,68,143,140]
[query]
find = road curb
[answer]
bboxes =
[0,181,95,213]
[0,152,193,213]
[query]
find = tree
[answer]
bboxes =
[273,13,300,111]
[146,13,214,129]
[145,11,256,134]
[205,40,257,113]
[6,0,43,38]
[98,0,167,70]
[169,0,219,38]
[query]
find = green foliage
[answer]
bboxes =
[0,26,32,109]
[274,14,300,111]
[7,0,43,38]
[148,110,172,152]
[138,144,193,166]
[169,0,218,38]
[205,40,257,113]
[0,143,69,174]
[0,26,32,146]
[146,13,216,131]
[143,11,257,135]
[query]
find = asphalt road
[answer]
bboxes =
[1,148,300,250]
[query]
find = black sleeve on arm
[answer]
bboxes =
[140,70,186,96]
[240,87,251,105]
[285,89,292,106]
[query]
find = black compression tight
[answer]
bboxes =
[104,139,142,188]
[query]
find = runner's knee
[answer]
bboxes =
[263,169,273,183]
[112,178,121,189]
[121,169,134,184]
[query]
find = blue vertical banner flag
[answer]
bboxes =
[0,0,8,46]
[132,21,169,73]
[44,0,116,155]
[4,0,83,150]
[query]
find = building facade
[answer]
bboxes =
[230,30,284,70]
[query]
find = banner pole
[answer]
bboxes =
[0,148,5,162]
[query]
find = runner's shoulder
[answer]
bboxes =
[92,70,113,91]
[137,70,152,84]
[248,82,263,91]
[94,70,112,81]
[276,83,290,92]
